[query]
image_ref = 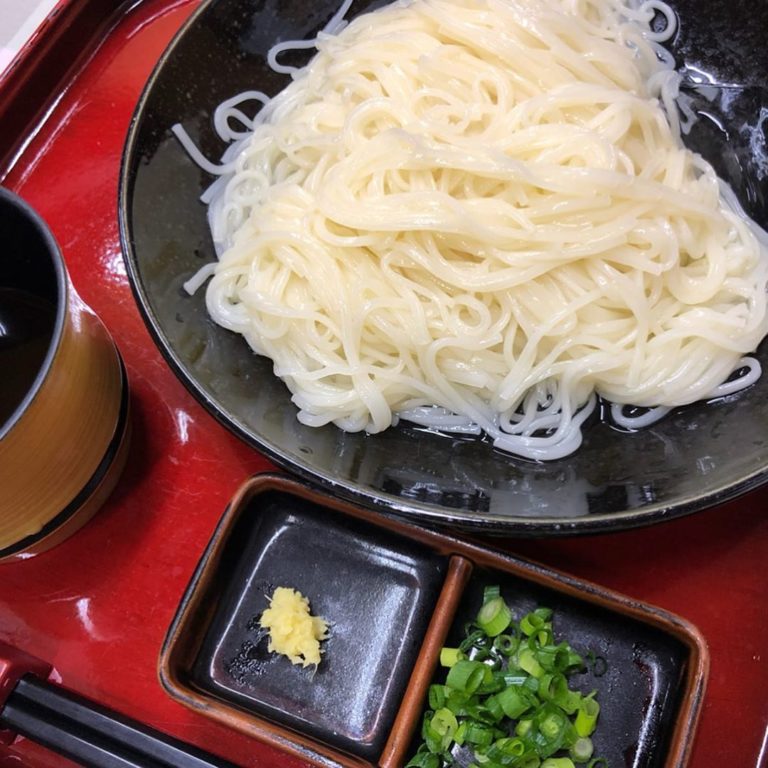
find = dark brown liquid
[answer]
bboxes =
[0,287,57,430]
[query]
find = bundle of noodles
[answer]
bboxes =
[177,0,768,460]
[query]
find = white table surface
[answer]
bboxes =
[1,0,60,73]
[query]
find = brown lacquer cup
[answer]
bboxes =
[0,187,130,562]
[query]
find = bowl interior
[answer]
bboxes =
[120,0,768,533]
[0,187,64,438]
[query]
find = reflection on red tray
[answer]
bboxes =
[0,1,767,767]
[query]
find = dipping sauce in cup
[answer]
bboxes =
[0,187,130,561]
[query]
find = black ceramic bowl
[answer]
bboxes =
[119,0,768,535]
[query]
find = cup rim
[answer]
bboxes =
[0,186,68,441]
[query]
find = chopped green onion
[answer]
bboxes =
[464,699,503,726]
[483,585,501,603]
[570,737,594,762]
[534,704,569,756]
[539,672,563,699]
[520,608,555,645]
[516,718,533,738]
[477,596,513,637]
[523,675,540,694]
[445,690,470,715]
[494,684,536,719]
[541,759,576,768]
[539,673,582,713]
[405,749,441,768]
[538,643,582,673]
[440,647,465,667]
[539,708,568,741]
[486,736,527,761]
[429,708,458,751]
[476,669,507,696]
[520,609,551,636]
[463,722,496,747]
[493,633,519,656]
[460,628,492,654]
[428,684,448,710]
[483,694,504,722]
[407,587,606,768]
[446,659,492,695]
[518,646,544,678]
[575,694,600,737]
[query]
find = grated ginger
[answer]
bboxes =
[259,587,329,667]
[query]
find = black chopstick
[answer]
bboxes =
[0,675,239,768]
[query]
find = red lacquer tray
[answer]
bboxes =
[0,1,766,766]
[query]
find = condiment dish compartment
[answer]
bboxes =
[160,473,708,768]
[442,569,695,768]
[188,489,449,760]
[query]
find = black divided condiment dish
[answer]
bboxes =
[160,473,709,768]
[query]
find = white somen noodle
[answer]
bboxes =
[174,0,768,460]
